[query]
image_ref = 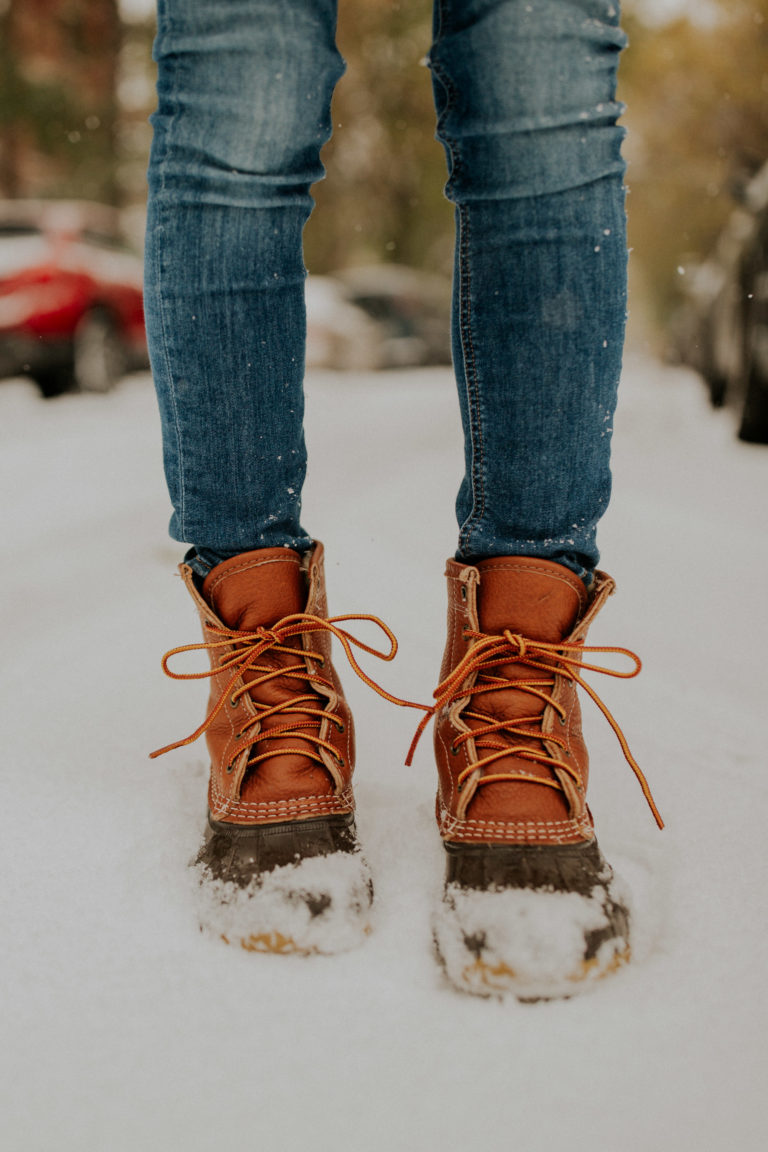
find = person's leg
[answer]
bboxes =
[430,0,628,584]
[145,0,380,953]
[424,0,661,997]
[145,0,344,573]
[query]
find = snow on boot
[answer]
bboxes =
[419,556,662,999]
[152,544,399,955]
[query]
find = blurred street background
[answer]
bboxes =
[1,0,768,434]
[3,5,768,1151]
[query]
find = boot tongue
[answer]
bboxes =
[201,547,331,805]
[465,558,589,820]
[202,548,307,631]
[474,557,587,642]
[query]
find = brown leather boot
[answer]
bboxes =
[153,543,390,955]
[425,556,662,998]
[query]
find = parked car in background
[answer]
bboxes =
[669,162,768,444]
[0,200,147,397]
[335,264,452,368]
[306,265,451,371]
[304,276,382,371]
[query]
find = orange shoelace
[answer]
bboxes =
[405,628,664,830]
[150,612,424,772]
[151,613,662,829]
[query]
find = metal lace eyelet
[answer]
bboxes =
[225,762,235,775]
[335,719,345,733]
[558,712,566,726]
[460,584,467,601]
[229,694,239,708]
[450,743,459,756]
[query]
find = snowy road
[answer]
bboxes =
[1,352,766,1151]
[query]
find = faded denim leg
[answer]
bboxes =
[430,0,629,580]
[145,0,343,570]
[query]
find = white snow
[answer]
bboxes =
[433,876,630,1000]
[1,344,767,1150]
[193,850,373,956]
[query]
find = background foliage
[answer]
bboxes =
[0,0,122,202]
[1,0,766,331]
[620,0,768,325]
[306,0,452,274]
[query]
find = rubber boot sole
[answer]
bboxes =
[192,812,373,954]
[433,839,630,1000]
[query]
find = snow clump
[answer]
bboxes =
[193,850,373,956]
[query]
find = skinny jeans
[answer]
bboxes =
[145,0,628,582]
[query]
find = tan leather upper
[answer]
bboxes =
[434,556,616,846]
[183,543,355,826]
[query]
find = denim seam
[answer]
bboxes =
[153,45,187,537]
[430,2,486,557]
[433,0,444,43]
[456,202,486,555]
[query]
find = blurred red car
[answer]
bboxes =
[0,200,147,397]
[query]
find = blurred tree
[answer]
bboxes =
[115,12,156,231]
[305,0,453,274]
[621,0,768,324]
[0,0,121,203]
[7,0,765,309]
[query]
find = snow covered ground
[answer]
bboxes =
[2,348,766,1151]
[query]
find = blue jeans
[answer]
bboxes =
[145,0,628,583]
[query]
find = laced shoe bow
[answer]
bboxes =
[151,610,410,778]
[409,625,662,828]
